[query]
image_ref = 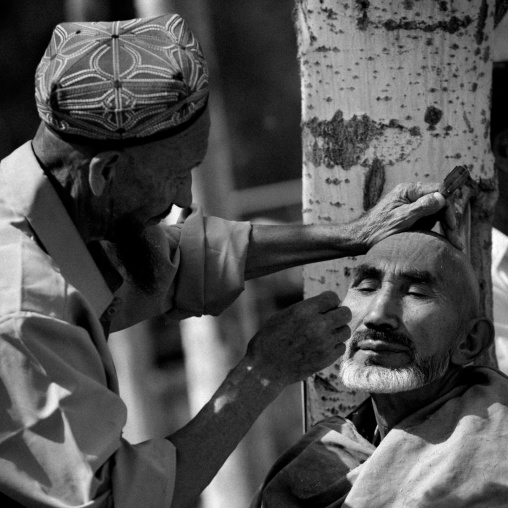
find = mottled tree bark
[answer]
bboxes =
[295,0,497,427]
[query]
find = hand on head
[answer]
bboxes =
[355,182,463,250]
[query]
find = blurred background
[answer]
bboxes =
[1,1,508,506]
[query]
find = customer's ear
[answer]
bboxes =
[451,317,495,366]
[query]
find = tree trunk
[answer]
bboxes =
[295,0,497,427]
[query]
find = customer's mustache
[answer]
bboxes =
[351,329,415,353]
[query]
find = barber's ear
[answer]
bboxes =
[88,151,122,197]
[451,317,495,366]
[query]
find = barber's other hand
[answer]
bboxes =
[244,291,351,388]
[352,182,463,250]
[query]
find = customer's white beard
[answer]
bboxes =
[339,341,451,394]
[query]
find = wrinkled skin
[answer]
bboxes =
[340,231,493,434]
[342,231,479,374]
[353,183,463,251]
[246,291,352,388]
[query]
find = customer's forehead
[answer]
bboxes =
[361,234,451,279]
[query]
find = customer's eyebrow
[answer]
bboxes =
[400,269,436,286]
[351,265,382,283]
[352,265,437,285]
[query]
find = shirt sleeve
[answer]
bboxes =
[111,205,252,330]
[169,205,252,318]
[0,312,176,507]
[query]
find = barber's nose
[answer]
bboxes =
[364,289,400,331]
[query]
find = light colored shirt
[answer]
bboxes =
[492,227,508,374]
[0,142,251,507]
[253,367,508,507]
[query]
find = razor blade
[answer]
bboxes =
[439,165,470,198]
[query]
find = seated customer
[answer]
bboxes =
[253,231,508,507]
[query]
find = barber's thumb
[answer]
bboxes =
[312,290,340,313]
[415,192,445,214]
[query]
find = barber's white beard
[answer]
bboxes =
[339,342,452,394]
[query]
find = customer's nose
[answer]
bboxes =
[363,288,400,331]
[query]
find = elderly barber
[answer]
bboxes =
[0,13,457,508]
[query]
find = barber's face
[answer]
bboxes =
[340,234,466,393]
[110,112,210,235]
[103,112,209,295]
[121,149,196,230]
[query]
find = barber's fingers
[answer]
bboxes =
[407,190,464,250]
[433,190,465,250]
[406,191,445,217]
[305,290,341,313]
[403,181,464,231]
[440,200,457,230]
[404,182,440,203]
[441,220,464,250]
[332,341,347,354]
[322,305,353,327]
[387,181,464,250]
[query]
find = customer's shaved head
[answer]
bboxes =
[362,230,480,319]
[340,230,491,394]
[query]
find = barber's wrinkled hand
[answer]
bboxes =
[353,182,463,250]
[245,291,351,388]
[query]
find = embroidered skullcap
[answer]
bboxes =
[35,14,209,142]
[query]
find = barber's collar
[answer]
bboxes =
[1,141,119,318]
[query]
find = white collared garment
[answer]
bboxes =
[0,142,251,507]
[492,227,508,375]
[252,367,508,507]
